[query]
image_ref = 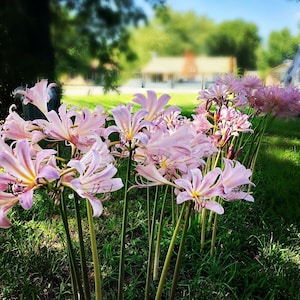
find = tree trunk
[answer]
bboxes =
[0,0,54,119]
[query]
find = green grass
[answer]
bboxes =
[255,118,300,221]
[63,92,200,114]
[1,94,300,299]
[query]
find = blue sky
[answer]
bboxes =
[142,0,300,44]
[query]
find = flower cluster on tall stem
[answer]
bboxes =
[109,87,257,298]
[0,79,124,299]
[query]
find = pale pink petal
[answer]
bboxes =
[176,192,192,204]
[0,173,14,191]
[135,164,174,187]
[174,178,193,194]
[204,201,224,214]
[202,185,224,199]
[16,79,55,115]
[15,140,35,178]
[84,194,104,217]
[191,168,203,190]
[67,182,104,217]
[222,158,254,189]
[37,165,60,182]
[68,178,81,190]
[67,160,85,175]
[133,90,171,121]
[92,178,123,194]
[225,191,254,202]
[0,152,31,182]
[201,168,222,188]
[35,149,57,167]
[19,189,34,210]
[0,192,18,206]
[0,207,12,228]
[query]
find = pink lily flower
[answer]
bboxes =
[0,139,60,210]
[214,106,253,148]
[174,168,224,214]
[133,90,170,120]
[138,123,192,157]
[39,104,108,153]
[134,163,176,189]
[191,113,213,133]
[219,106,253,134]
[38,103,76,142]
[63,149,123,217]
[189,131,218,160]
[133,90,180,123]
[15,79,56,115]
[134,124,203,179]
[0,192,18,228]
[221,158,254,202]
[109,104,152,148]
[1,108,45,143]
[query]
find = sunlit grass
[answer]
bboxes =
[262,136,300,165]
[62,92,199,114]
[255,123,300,221]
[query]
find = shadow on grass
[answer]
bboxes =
[0,225,72,299]
[173,200,300,299]
[255,138,300,223]
[266,118,300,139]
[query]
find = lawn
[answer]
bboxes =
[0,91,300,299]
[63,91,200,114]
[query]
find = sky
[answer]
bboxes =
[142,0,300,45]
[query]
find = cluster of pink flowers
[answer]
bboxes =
[1,73,298,228]
[200,72,300,118]
[0,80,123,228]
[109,89,255,215]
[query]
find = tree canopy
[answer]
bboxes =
[262,28,299,68]
[127,10,264,75]
[51,0,150,87]
[0,0,163,118]
[205,19,261,73]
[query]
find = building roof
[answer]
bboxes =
[142,56,236,75]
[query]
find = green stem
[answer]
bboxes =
[60,193,84,299]
[74,193,91,299]
[213,148,222,169]
[145,186,159,300]
[206,210,214,232]
[171,186,175,227]
[170,202,192,299]
[200,208,207,250]
[118,147,133,300]
[155,203,186,300]
[68,254,79,300]
[150,186,159,248]
[210,213,219,256]
[147,186,151,243]
[86,200,102,300]
[153,185,169,281]
[205,149,221,235]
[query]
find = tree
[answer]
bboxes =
[51,0,150,89]
[124,6,216,79]
[0,0,162,119]
[261,28,299,68]
[0,0,54,119]
[153,7,216,55]
[205,19,261,73]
